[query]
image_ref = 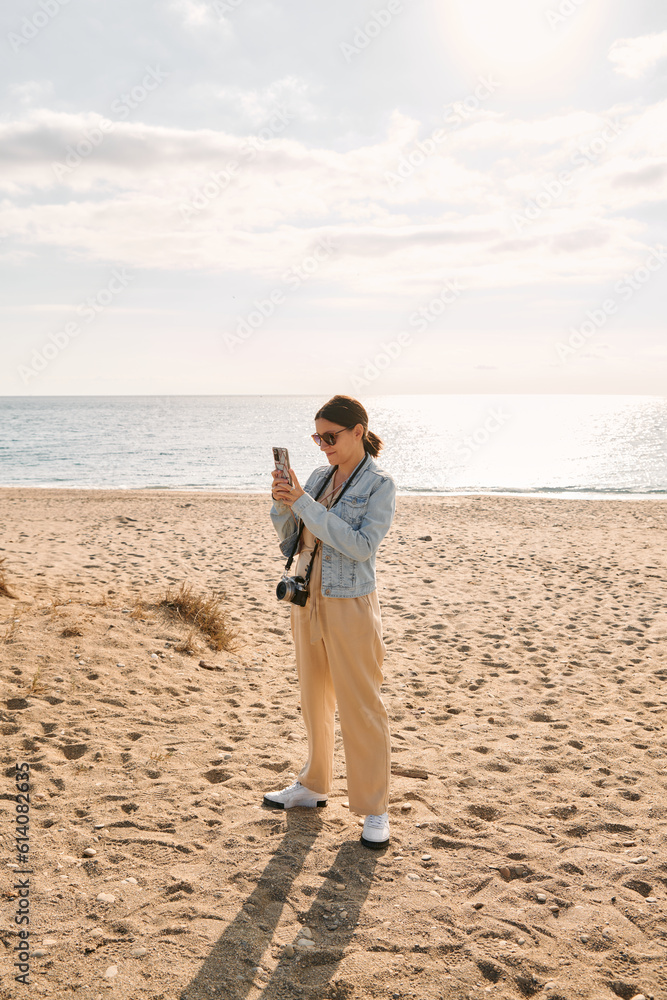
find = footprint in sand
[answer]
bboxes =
[61,743,88,760]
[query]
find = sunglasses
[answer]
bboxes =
[311,426,354,447]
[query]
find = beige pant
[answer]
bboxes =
[290,546,391,816]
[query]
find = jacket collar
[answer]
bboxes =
[314,453,374,488]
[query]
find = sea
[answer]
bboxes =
[0,395,666,497]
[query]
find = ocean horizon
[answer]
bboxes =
[1,394,666,497]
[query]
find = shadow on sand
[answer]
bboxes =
[181,807,382,999]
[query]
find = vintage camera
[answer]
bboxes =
[276,574,309,606]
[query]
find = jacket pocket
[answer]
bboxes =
[337,494,368,527]
[333,548,356,589]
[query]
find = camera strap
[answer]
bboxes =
[283,453,369,574]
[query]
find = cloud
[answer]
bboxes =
[613,163,667,188]
[169,0,216,28]
[8,81,55,107]
[190,76,320,127]
[0,98,664,293]
[549,228,611,254]
[608,30,667,79]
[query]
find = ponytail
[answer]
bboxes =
[363,428,383,457]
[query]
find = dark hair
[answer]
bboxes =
[315,394,383,457]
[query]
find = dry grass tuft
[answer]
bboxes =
[173,629,200,656]
[0,557,16,599]
[48,597,70,621]
[160,583,236,652]
[130,595,145,619]
[130,594,155,622]
[29,665,45,694]
[2,616,20,643]
[88,594,109,608]
[60,625,83,638]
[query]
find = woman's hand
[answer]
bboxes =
[271,468,305,507]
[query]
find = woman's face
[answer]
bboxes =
[315,419,364,466]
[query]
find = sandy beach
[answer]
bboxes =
[1,488,666,1000]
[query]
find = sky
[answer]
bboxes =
[1,0,666,396]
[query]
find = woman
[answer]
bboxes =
[265,395,396,849]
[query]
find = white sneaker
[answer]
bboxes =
[263,780,328,810]
[361,812,390,849]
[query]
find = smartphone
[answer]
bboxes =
[272,447,293,486]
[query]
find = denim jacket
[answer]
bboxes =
[270,455,396,598]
